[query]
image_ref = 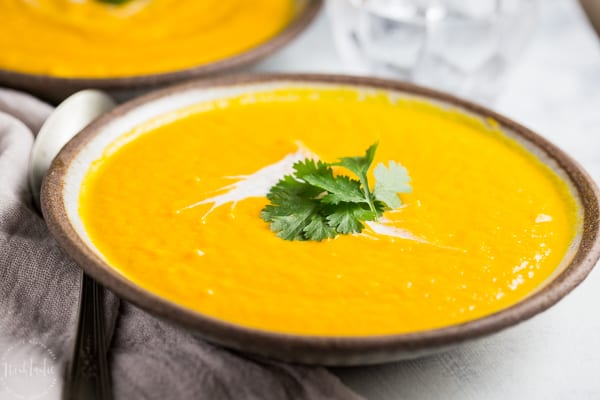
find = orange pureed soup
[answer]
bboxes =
[79,88,580,335]
[0,0,293,77]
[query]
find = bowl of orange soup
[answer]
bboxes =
[41,75,600,364]
[0,0,321,102]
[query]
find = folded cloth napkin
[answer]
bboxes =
[0,88,362,400]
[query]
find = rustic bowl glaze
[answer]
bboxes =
[41,74,600,365]
[0,0,322,104]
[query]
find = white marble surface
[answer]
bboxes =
[255,1,600,399]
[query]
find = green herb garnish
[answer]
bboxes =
[260,143,411,241]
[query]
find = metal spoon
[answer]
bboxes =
[28,90,116,400]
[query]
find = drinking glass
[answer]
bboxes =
[327,0,538,104]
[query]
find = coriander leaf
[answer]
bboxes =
[326,203,377,234]
[260,142,410,242]
[293,159,330,180]
[270,214,310,240]
[372,200,387,217]
[294,158,366,204]
[334,143,379,213]
[263,199,319,240]
[265,175,322,206]
[303,174,365,204]
[334,142,378,178]
[373,161,412,209]
[303,215,336,241]
[261,175,325,240]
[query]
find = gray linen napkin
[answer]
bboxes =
[0,88,362,400]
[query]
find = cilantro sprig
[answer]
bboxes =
[260,143,411,241]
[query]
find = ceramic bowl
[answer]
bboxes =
[41,74,600,365]
[0,0,321,104]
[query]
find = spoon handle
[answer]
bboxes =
[65,273,112,400]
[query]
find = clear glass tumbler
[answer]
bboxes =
[327,0,538,104]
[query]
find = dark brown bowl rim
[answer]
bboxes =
[0,0,322,90]
[41,74,600,365]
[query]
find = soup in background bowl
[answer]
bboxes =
[0,0,321,102]
[41,75,600,365]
